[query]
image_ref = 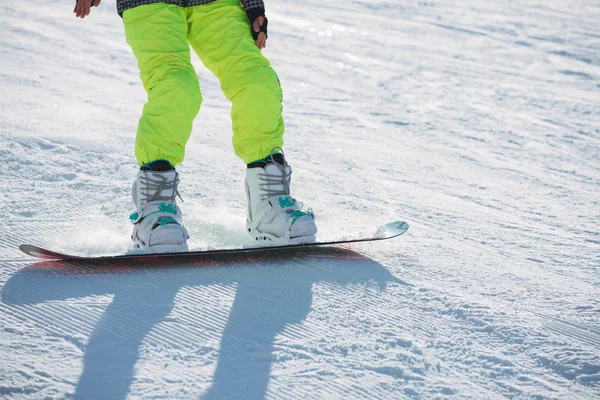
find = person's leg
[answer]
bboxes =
[123,3,202,166]
[185,0,283,164]
[185,1,316,244]
[123,3,198,251]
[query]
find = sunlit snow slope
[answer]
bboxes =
[1,0,599,398]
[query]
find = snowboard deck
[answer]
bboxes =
[19,221,408,262]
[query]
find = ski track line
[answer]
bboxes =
[4,297,194,353]
[318,377,381,400]
[312,283,426,338]
[394,272,598,392]
[315,281,432,339]
[528,309,600,338]
[426,335,563,399]
[400,159,594,237]
[145,319,207,350]
[1,237,28,258]
[267,385,299,400]
[411,314,530,395]
[154,307,230,345]
[0,304,97,351]
[461,306,599,395]
[119,306,191,349]
[169,308,230,338]
[304,289,495,396]
[163,280,314,348]
[271,342,319,364]
[348,379,391,400]
[177,282,234,299]
[299,379,348,399]
[279,319,331,342]
[454,271,599,352]
[13,305,99,347]
[282,316,331,343]
[383,217,597,290]
[46,302,107,332]
[172,305,230,337]
[8,216,121,253]
[176,283,236,314]
[219,306,297,341]
[540,318,600,350]
[438,317,590,399]
[360,254,600,396]
[106,290,226,350]
[178,276,324,344]
[414,207,585,263]
[115,318,184,351]
[383,250,600,350]
[1,303,100,340]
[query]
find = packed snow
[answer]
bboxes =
[1,0,599,398]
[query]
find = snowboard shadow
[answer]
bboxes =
[2,246,408,400]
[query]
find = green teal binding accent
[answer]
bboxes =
[158,202,177,214]
[158,217,177,226]
[278,196,295,208]
[131,203,178,224]
[290,210,307,224]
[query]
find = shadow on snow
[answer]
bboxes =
[2,246,408,399]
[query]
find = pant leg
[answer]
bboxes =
[185,0,284,164]
[123,3,202,166]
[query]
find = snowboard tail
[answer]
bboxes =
[19,221,409,262]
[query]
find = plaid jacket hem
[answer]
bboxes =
[117,0,265,16]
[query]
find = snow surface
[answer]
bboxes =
[1,0,599,398]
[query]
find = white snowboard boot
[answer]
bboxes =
[130,161,189,253]
[245,150,317,245]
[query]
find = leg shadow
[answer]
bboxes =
[202,267,314,399]
[2,246,406,400]
[74,286,179,399]
[203,247,407,399]
[2,262,190,400]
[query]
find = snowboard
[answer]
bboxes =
[19,221,408,262]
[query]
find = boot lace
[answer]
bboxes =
[256,148,315,219]
[139,172,183,204]
[257,147,292,200]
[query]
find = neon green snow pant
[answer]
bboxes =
[123,0,284,165]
